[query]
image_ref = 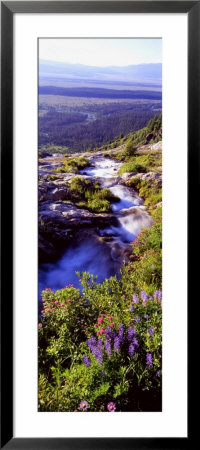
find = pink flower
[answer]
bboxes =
[51,308,55,311]
[38,323,42,328]
[96,331,100,335]
[45,287,50,291]
[61,303,65,307]
[67,299,71,303]
[99,327,105,335]
[97,317,103,324]
[110,323,114,328]
[41,310,44,314]
[108,316,113,321]
[54,301,59,305]
[94,324,98,327]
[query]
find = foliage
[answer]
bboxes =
[53,157,90,174]
[65,177,119,213]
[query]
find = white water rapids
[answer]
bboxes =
[39,156,153,299]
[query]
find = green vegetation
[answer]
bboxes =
[38,204,162,411]
[128,177,162,209]
[118,153,162,175]
[66,177,119,213]
[39,174,62,182]
[102,114,162,153]
[53,156,90,174]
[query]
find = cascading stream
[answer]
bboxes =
[39,156,153,302]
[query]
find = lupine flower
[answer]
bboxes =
[105,339,112,358]
[114,335,121,353]
[133,337,139,348]
[132,294,139,303]
[97,338,103,349]
[106,326,113,340]
[38,323,42,328]
[144,314,149,320]
[148,327,154,336]
[129,305,134,312]
[80,401,88,410]
[154,290,162,301]
[83,355,91,368]
[93,347,103,365]
[128,344,135,357]
[146,352,153,368]
[107,402,116,412]
[141,291,148,302]
[87,336,96,349]
[127,326,136,341]
[134,317,140,323]
[118,324,124,336]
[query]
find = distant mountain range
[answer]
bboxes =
[39,60,162,85]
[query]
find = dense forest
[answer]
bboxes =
[39,103,161,152]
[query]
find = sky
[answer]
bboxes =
[39,38,162,67]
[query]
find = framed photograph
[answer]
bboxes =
[1,1,197,448]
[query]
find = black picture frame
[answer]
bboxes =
[0,1,198,449]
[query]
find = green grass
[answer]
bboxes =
[53,156,90,174]
[128,177,162,209]
[66,176,119,213]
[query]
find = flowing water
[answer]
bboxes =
[39,156,153,304]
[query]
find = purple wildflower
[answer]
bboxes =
[154,290,162,301]
[156,370,161,377]
[105,339,112,358]
[106,326,113,340]
[97,338,103,349]
[129,305,134,312]
[83,355,91,368]
[118,325,124,344]
[134,317,140,323]
[114,335,121,353]
[93,347,103,365]
[141,291,148,302]
[132,294,139,303]
[107,402,116,412]
[133,337,139,348]
[80,400,88,410]
[146,352,153,368]
[128,344,135,357]
[87,336,96,349]
[144,314,149,320]
[148,327,154,337]
[118,324,124,336]
[127,326,136,341]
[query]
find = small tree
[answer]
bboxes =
[123,138,137,157]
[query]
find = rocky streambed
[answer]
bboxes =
[38,151,159,301]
